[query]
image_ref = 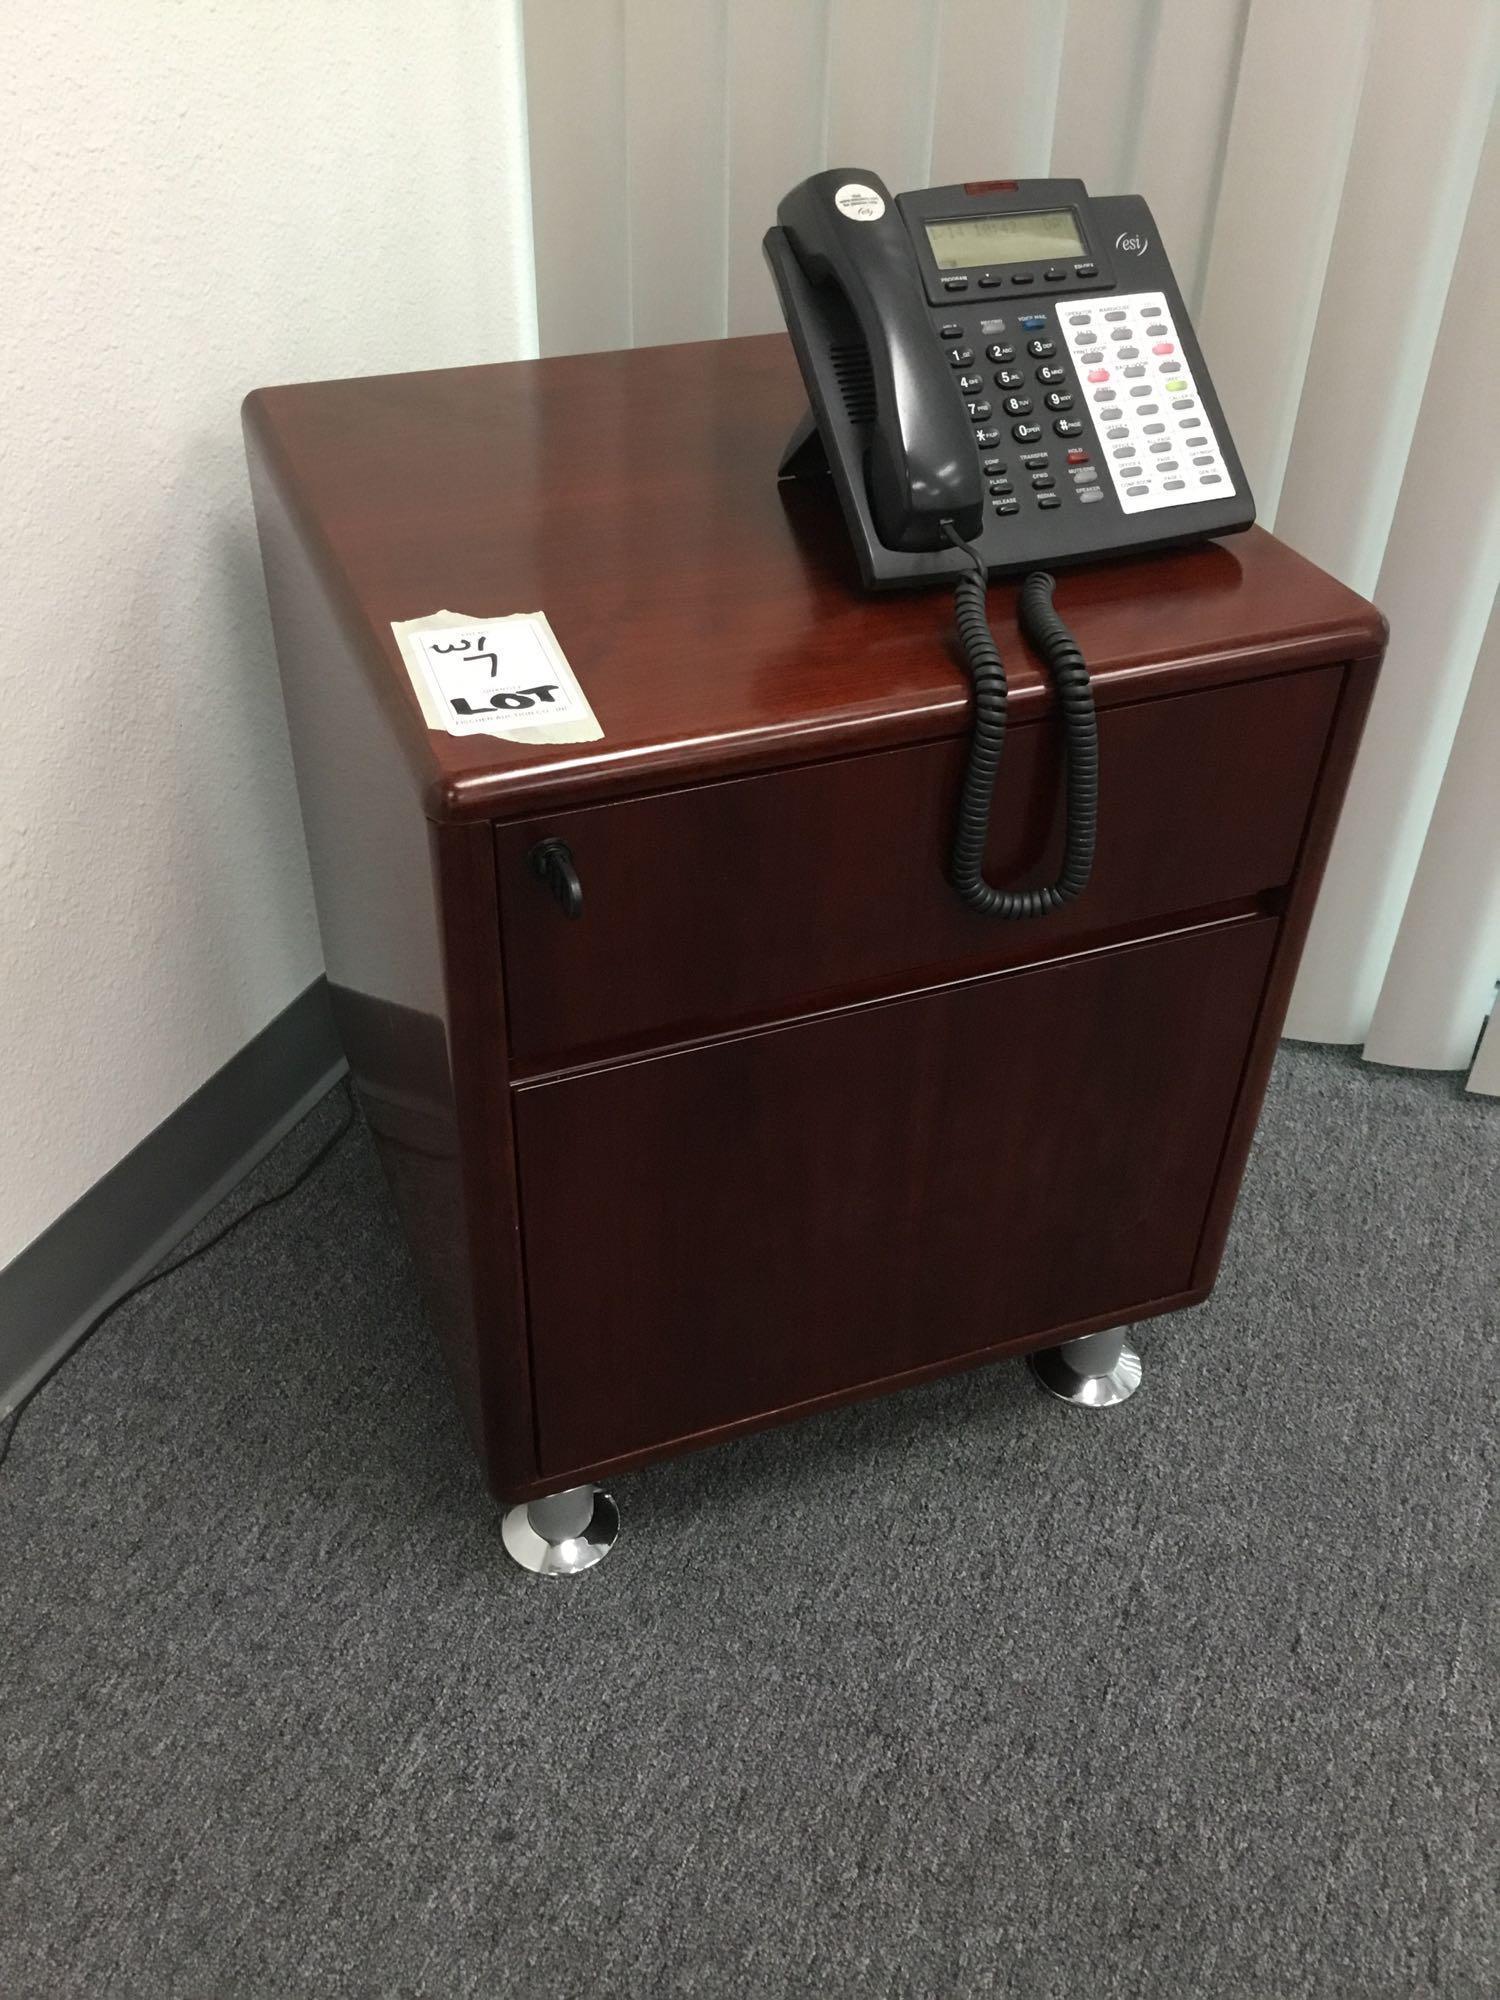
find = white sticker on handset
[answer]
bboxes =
[834,182,885,222]
[391,610,602,744]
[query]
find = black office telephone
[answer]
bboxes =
[764,170,1254,918]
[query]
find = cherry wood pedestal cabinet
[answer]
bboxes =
[245,334,1385,1568]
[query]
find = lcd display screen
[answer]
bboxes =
[924,211,1085,270]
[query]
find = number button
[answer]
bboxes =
[947,347,975,367]
[1044,390,1074,411]
[995,367,1025,389]
[1054,417,1083,437]
[1027,337,1057,358]
[1012,420,1043,443]
[1002,395,1034,416]
[966,399,993,420]
[958,372,983,394]
[986,343,1016,363]
[1036,363,1067,384]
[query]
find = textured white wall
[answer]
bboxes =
[0,5,537,1264]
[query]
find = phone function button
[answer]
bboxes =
[1112,445,1135,458]
[958,372,983,394]
[1117,346,1139,360]
[1162,478,1186,491]
[1018,313,1046,329]
[939,321,963,338]
[1146,323,1168,337]
[1126,482,1150,496]
[1072,468,1099,484]
[1138,402,1159,415]
[1036,492,1062,509]
[1044,391,1074,410]
[1027,337,1057,357]
[1152,340,1175,354]
[1067,312,1092,325]
[1142,422,1166,434]
[1192,454,1215,466]
[1123,364,1146,378]
[1020,451,1049,468]
[981,456,1005,474]
[1164,377,1188,392]
[1130,385,1151,397]
[1011,421,1043,442]
[1158,459,1179,471]
[1172,397,1195,410]
[978,271,1005,288]
[943,276,970,292]
[974,427,1003,446]
[992,495,1020,515]
[967,399,994,420]
[1053,418,1083,437]
[1149,440,1172,454]
[1073,262,1098,278]
[1106,425,1129,440]
[1043,266,1066,281]
[1200,472,1223,484]
[1030,471,1055,488]
[986,342,1016,363]
[1098,407,1123,423]
[1010,272,1036,286]
[1066,448,1091,464]
[1078,349,1105,365]
[987,478,1012,496]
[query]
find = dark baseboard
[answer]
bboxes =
[1,977,346,1415]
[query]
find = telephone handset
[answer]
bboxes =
[764,169,1255,918]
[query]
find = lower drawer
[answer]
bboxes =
[514,914,1276,1475]
[495,666,1338,1070]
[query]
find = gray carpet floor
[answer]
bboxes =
[2,1045,1495,1998]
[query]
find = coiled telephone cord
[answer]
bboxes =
[941,529,1099,918]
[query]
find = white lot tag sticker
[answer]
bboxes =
[390,610,602,744]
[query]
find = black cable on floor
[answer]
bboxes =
[0,1079,357,1477]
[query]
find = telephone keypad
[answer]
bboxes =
[958,372,983,394]
[985,343,1015,362]
[946,346,975,366]
[1002,395,1034,416]
[995,367,1025,389]
[1027,338,1057,357]
[1036,363,1067,384]
[966,400,993,421]
[1045,391,1074,411]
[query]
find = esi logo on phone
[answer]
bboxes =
[834,183,885,222]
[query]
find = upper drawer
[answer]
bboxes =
[495,665,1341,1068]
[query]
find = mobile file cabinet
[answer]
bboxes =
[245,334,1384,1576]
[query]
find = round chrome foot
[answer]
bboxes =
[1029,1328,1142,1409]
[502,1484,619,1577]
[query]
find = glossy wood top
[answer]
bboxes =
[244,335,1387,821]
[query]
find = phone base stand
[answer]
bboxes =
[502,1484,619,1577]
[777,407,829,481]
[1029,1328,1142,1409]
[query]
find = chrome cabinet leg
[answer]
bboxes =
[502,1482,619,1576]
[1028,1327,1142,1409]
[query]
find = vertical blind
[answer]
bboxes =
[521,0,1500,1087]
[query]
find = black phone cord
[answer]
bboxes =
[942,530,1098,918]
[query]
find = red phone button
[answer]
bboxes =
[1152,341,1174,355]
[1087,366,1109,382]
[1066,449,1090,464]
